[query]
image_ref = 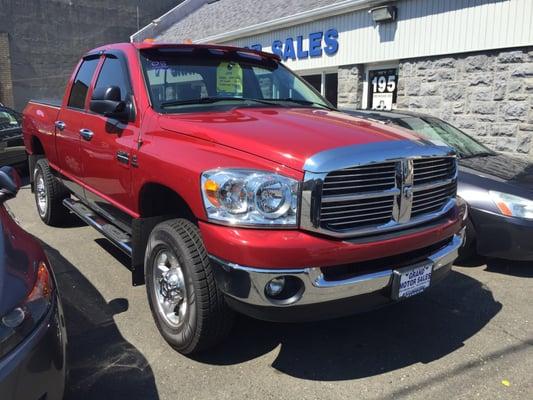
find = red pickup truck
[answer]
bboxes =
[23,42,466,354]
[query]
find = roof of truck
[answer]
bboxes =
[86,42,281,61]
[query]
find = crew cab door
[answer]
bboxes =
[79,53,138,231]
[55,56,100,198]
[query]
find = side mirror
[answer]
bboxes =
[0,166,21,203]
[90,86,129,121]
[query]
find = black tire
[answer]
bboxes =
[145,218,234,354]
[33,158,70,226]
[457,217,477,262]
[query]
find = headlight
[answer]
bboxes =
[201,169,299,227]
[0,261,54,357]
[489,191,533,220]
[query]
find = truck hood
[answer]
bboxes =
[159,108,425,171]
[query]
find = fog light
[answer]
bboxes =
[2,307,25,328]
[266,277,285,297]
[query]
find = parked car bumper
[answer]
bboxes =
[0,138,27,166]
[471,207,533,261]
[209,230,464,322]
[0,293,67,400]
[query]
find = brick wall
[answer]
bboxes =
[0,32,14,107]
[0,0,180,111]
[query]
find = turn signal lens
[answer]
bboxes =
[204,179,220,207]
[489,191,533,220]
[28,262,52,301]
[495,201,513,217]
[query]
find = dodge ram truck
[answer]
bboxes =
[22,42,466,354]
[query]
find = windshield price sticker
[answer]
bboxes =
[368,68,398,111]
[216,62,243,96]
[397,264,432,299]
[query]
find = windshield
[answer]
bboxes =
[0,108,21,130]
[140,48,332,113]
[396,116,494,158]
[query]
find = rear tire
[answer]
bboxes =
[145,218,234,354]
[33,159,70,226]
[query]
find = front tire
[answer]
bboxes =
[33,159,70,226]
[145,219,234,354]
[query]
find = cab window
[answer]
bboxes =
[68,57,99,109]
[94,56,131,101]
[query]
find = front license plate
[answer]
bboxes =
[392,263,433,300]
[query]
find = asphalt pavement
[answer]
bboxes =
[7,183,533,400]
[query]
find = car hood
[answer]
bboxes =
[459,154,533,191]
[0,205,41,316]
[159,107,428,171]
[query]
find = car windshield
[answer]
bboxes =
[0,109,21,130]
[140,48,333,113]
[396,116,495,158]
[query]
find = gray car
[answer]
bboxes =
[0,166,67,400]
[344,109,533,261]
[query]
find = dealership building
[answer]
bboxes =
[132,0,533,158]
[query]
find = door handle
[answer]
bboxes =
[116,151,130,165]
[55,120,66,131]
[79,129,94,141]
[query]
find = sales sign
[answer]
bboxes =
[368,68,398,111]
[248,29,339,62]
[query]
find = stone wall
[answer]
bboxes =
[338,64,365,110]
[0,32,14,108]
[397,47,533,159]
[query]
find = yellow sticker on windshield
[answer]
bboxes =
[216,62,243,96]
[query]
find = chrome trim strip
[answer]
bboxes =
[303,140,455,173]
[412,178,455,192]
[321,188,400,203]
[209,231,464,308]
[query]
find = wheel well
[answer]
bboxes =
[138,183,196,221]
[31,136,45,155]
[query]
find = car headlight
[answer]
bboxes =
[489,191,533,220]
[201,169,299,227]
[0,261,54,357]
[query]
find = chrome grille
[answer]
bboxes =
[320,195,395,230]
[413,158,456,185]
[322,163,397,196]
[316,156,457,236]
[411,182,457,218]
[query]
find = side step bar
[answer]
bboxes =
[63,198,133,256]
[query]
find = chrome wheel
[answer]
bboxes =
[35,173,47,217]
[153,249,187,328]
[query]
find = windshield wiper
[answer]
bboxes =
[260,98,336,111]
[160,96,279,108]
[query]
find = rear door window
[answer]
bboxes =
[68,57,99,109]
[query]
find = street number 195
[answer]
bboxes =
[371,75,396,93]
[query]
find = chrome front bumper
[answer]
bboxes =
[209,230,465,310]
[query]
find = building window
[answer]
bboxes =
[301,71,338,107]
[363,64,399,110]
